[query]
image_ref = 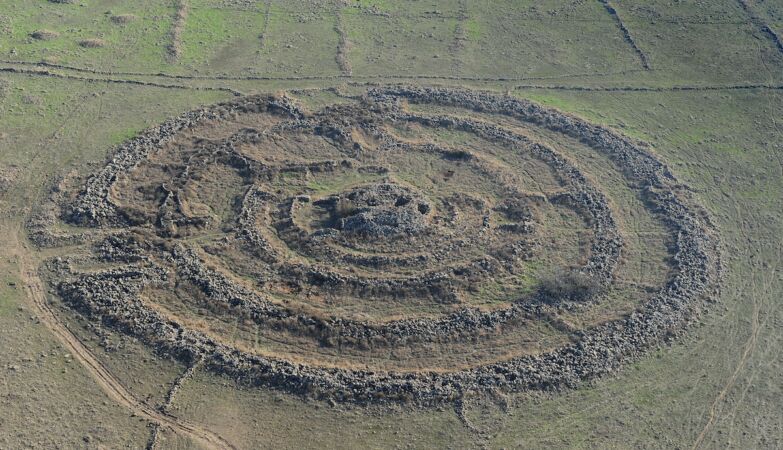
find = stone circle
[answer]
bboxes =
[42,86,721,405]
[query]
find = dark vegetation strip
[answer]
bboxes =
[737,0,783,55]
[597,0,650,70]
[0,59,646,82]
[167,0,189,63]
[334,9,352,76]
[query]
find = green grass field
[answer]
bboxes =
[1,0,781,448]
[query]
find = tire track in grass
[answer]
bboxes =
[4,89,234,449]
[720,249,777,445]
[14,232,235,450]
[689,187,761,450]
[718,39,782,443]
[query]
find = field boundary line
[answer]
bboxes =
[0,59,647,82]
[0,67,243,96]
[147,358,204,450]
[3,64,782,93]
[597,0,651,70]
[513,82,783,92]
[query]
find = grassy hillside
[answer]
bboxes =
[0,0,781,448]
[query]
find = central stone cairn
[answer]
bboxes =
[44,87,720,405]
[325,182,431,238]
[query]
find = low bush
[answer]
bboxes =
[538,268,604,303]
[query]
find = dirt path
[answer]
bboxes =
[11,229,235,450]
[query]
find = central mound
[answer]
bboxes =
[43,87,720,405]
[324,182,432,238]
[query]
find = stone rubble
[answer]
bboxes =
[47,87,720,405]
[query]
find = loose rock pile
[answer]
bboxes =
[42,87,720,405]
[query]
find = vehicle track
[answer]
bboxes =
[690,186,762,450]
[12,230,235,450]
[690,294,760,449]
